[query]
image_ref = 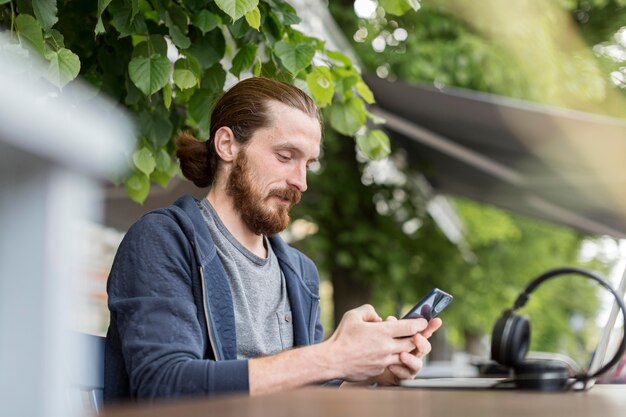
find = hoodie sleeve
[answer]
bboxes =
[106,212,249,400]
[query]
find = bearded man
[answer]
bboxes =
[104,77,442,402]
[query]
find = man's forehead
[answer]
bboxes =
[261,101,321,149]
[264,99,313,120]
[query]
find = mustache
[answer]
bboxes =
[267,187,301,206]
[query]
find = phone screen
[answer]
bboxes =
[402,288,453,320]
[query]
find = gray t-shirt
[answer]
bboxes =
[199,198,294,359]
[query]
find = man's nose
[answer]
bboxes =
[287,163,308,193]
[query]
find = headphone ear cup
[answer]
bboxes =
[513,360,570,391]
[491,313,530,367]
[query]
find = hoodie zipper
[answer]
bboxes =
[199,265,220,360]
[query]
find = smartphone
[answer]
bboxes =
[402,288,453,321]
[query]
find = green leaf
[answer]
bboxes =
[306,66,335,107]
[188,30,225,70]
[150,149,178,187]
[188,88,218,134]
[45,48,80,87]
[95,0,113,35]
[168,24,191,49]
[125,75,142,105]
[95,19,105,35]
[356,80,375,104]
[262,11,282,45]
[0,0,12,4]
[335,73,359,99]
[168,3,188,30]
[215,0,259,22]
[274,41,315,75]
[192,9,221,34]
[163,82,172,110]
[326,50,352,67]
[366,109,386,124]
[44,29,64,51]
[176,55,202,79]
[245,7,261,30]
[151,149,177,187]
[125,171,150,203]
[188,88,215,122]
[173,57,202,92]
[139,109,173,148]
[97,0,113,18]
[259,59,292,83]
[229,17,252,39]
[406,0,421,11]
[128,54,170,96]
[154,148,172,172]
[201,64,226,93]
[174,87,195,104]
[16,14,45,55]
[109,0,147,38]
[33,0,58,31]
[379,0,420,16]
[289,31,321,48]
[132,35,168,58]
[130,0,140,20]
[133,147,156,175]
[174,68,198,89]
[183,0,202,11]
[151,170,174,187]
[166,5,191,49]
[230,43,257,78]
[329,98,367,136]
[271,2,300,25]
[356,129,391,160]
[253,57,262,77]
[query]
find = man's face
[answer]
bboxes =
[226,101,321,236]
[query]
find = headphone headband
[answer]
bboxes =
[511,267,626,382]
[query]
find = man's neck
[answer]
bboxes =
[206,188,268,258]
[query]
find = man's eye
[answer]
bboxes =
[277,153,291,162]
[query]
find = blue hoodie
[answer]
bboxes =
[104,195,323,402]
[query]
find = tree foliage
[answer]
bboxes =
[296,0,624,357]
[0,0,399,203]
[333,0,626,113]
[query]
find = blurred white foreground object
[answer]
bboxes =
[0,34,134,417]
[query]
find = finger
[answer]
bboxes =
[384,353,403,368]
[421,318,443,338]
[352,304,382,322]
[411,334,432,358]
[382,318,428,337]
[385,316,398,321]
[399,352,424,374]
[391,337,420,354]
[388,364,415,381]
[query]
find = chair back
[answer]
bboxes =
[67,333,105,414]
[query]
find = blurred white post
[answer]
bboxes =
[0,37,133,417]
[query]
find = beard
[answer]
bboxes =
[226,149,301,236]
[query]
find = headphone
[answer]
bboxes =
[491,267,626,391]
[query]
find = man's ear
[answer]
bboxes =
[213,126,240,162]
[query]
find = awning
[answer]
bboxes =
[364,74,626,238]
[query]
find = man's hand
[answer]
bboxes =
[372,316,443,385]
[323,304,429,382]
[248,304,440,396]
